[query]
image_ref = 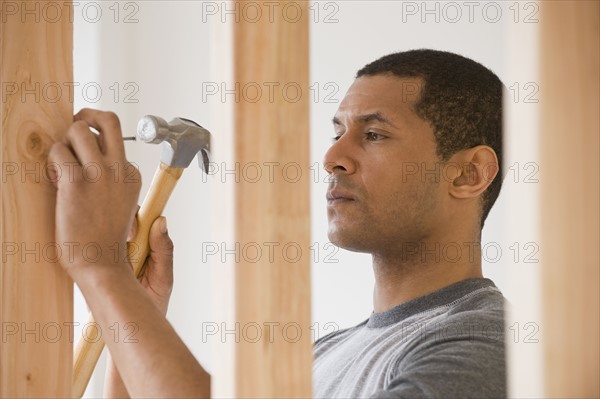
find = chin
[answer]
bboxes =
[327,226,371,254]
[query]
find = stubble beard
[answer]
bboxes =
[327,179,440,258]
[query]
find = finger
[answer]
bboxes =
[75,108,126,160]
[65,120,103,165]
[47,142,82,187]
[127,205,141,241]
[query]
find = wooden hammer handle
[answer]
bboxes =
[72,162,184,398]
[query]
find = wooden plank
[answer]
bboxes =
[233,3,312,397]
[539,1,600,397]
[212,1,312,397]
[0,1,74,396]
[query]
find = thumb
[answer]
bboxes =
[148,216,174,262]
[141,216,174,312]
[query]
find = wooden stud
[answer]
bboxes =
[0,1,74,396]
[539,1,599,397]
[233,3,312,396]
[212,1,312,397]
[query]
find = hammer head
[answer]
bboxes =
[137,115,211,172]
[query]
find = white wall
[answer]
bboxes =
[72,1,541,396]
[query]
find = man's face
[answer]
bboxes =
[324,74,444,254]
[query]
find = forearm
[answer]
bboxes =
[104,353,129,398]
[76,265,210,398]
[103,294,172,399]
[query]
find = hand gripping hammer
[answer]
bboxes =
[72,116,211,397]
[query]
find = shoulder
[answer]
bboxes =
[439,284,506,335]
[313,319,368,349]
[404,285,506,360]
[380,286,507,398]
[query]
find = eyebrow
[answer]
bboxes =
[332,112,398,128]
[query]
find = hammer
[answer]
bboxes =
[72,116,211,398]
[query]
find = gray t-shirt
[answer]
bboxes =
[313,278,506,398]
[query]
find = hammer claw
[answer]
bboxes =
[136,115,212,171]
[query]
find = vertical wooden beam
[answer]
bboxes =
[0,1,73,396]
[539,1,599,397]
[233,2,311,397]
[212,1,312,397]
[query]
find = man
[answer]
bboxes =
[314,50,505,398]
[49,49,505,397]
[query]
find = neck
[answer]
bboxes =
[371,237,483,312]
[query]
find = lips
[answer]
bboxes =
[326,188,356,205]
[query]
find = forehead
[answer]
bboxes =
[334,75,424,125]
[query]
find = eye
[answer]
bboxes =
[365,132,385,141]
[332,134,343,142]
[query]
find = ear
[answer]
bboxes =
[445,145,499,199]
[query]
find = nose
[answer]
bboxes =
[323,134,357,176]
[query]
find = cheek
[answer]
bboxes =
[362,163,414,200]
[366,168,438,219]
[360,147,440,206]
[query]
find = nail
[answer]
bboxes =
[160,217,168,234]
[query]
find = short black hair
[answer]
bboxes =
[356,49,504,227]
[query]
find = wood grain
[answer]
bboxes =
[213,1,312,397]
[0,2,74,396]
[539,1,600,397]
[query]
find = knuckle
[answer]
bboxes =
[165,238,174,253]
[101,111,121,131]
[161,230,174,251]
[74,108,89,119]
[68,120,89,136]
